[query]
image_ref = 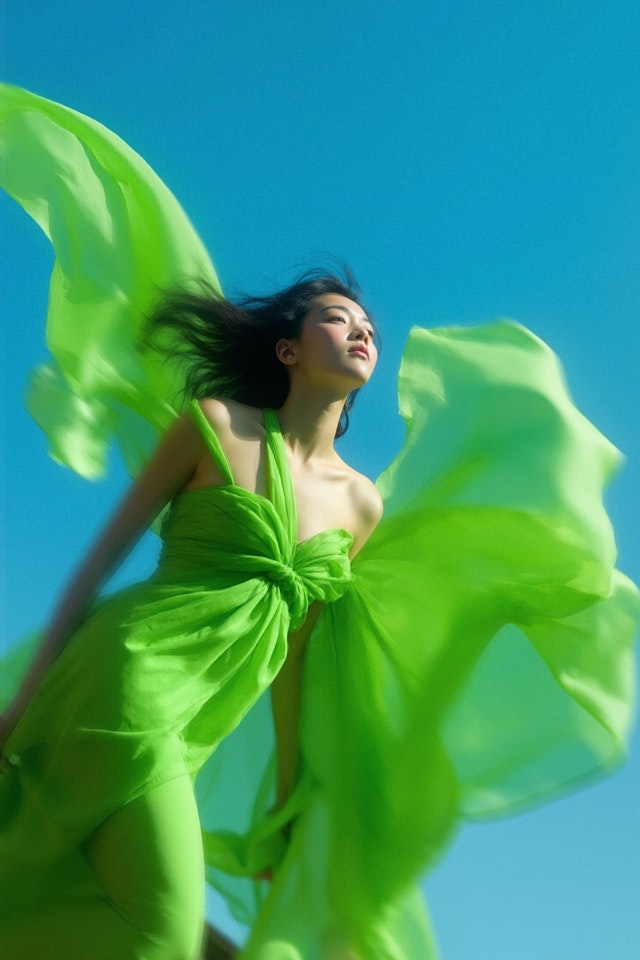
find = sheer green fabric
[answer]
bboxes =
[0,83,216,477]
[198,326,637,958]
[1,84,637,959]
[1,399,352,932]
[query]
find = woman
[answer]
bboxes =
[1,85,637,960]
[0,272,382,958]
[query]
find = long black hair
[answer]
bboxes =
[145,268,371,436]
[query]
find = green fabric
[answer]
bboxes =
[1,402,352,873]
[0,82,218,478]
[1,83,638,960]
[0,776,206,960]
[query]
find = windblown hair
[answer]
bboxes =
[145,268,371,436]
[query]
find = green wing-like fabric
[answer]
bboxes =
[299,323,637,941]
[0,82,219,478]
[210,323,637,959]
[2,84,637,960]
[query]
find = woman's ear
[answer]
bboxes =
[275,338,297,366]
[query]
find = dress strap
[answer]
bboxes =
[263,408,298,545]
[188,400,235,486]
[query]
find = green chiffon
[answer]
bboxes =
[0,402,352,923]
[1,84,638,959]
[0,83,215,477]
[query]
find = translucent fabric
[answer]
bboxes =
[0,83,217,478]
[1,84,637,959]
[0,400,352,938]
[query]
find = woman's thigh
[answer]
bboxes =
[0,775,205,960]
[86,774,206,956]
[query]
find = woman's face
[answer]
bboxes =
[281,294,377,390]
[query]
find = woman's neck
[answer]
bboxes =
[276,387,345,460]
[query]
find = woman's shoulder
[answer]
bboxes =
[189,398,267,493]
[196,397,265,439]
[337,463,383,553]
[349,470,383,524]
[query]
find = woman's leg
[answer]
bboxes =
[0,775,205,960]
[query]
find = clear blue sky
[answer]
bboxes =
[2,2,639,957]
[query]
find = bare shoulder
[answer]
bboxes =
[194,397,267,493]
[197,397,264,440]
[343,466,383,555]
[348,469,383,521]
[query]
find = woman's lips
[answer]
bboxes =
[349,346,370,360]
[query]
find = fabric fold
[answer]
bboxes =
[0,82,219,477]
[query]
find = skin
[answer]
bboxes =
[0,295,382,801]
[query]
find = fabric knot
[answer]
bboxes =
[266,561,308,628]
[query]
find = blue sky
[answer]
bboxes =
[2,2,639,957]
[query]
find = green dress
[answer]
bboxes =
[1,84,638,960]
[1,401,351,832]
[0,401,352,929]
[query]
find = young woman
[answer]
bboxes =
[0,274,382,959]
[1,85,636,960]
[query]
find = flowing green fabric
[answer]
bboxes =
[1,84,637,959]
[0,83,217,477]
[0,402,352,922]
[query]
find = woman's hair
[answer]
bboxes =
[145,268,372,436]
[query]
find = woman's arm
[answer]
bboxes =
[1,412,205,745]
[270,603,323,811]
